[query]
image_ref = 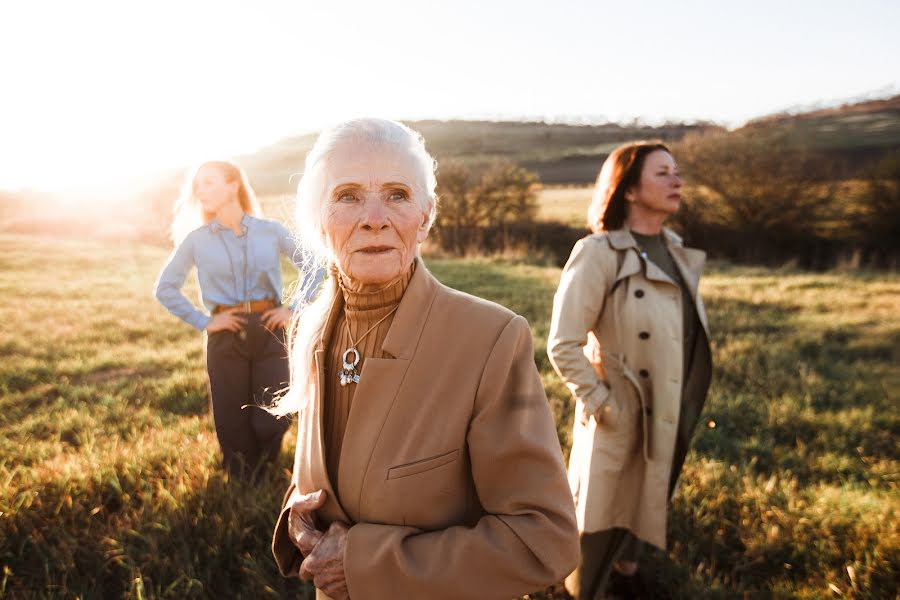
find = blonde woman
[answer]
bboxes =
[548,142,713,598]
[155,160,324,480]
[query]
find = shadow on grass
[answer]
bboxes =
[695,294,897,486]
[0,454,312,599]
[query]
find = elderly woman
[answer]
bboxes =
[547,141,713,598]
[269,118,578,599]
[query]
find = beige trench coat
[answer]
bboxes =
[272,262,579,599]
[547,228,711,549]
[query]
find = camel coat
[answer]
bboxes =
[547,228,712,550]
[272,262,579,599]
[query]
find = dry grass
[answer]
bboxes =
[535,185,593,227]
[1,235,898,599]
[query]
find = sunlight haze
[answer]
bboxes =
[1,0,898,190]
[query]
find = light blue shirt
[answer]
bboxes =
[155,214,325,331]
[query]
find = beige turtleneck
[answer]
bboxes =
[323,262,415,486]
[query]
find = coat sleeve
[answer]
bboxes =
[342,315,579,600]
[547,237,616,423]
[272,483,302,577]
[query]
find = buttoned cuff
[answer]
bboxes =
[272,504,302,578]
[188,311,212,331]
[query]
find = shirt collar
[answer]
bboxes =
[208,213,252,235]
[607,226,683,250]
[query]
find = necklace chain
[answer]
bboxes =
[339,305,399,386]
[346,305,399,349]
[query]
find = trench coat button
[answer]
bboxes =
[635,289,645,298]
[639,369,649,378]
[639,331,650,340]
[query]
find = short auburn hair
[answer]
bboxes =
[587,141,671,232]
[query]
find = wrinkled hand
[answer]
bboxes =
[262,306,294,330]
[300,521,349,600]
[206,308,247,333]
[288,489,327,556]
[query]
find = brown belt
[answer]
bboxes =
[213,299,278,315]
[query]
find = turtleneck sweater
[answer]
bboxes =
[322,262,415,488]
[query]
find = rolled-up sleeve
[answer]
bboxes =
[342,315,579,599]
[154,236,211,331]
[547,237,613,422]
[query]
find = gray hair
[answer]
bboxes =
[271,118,438,416]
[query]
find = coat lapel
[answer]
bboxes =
[304,286,351,524]
[667,236,710,334]
[335,260,441,520]
[609,228,677,286]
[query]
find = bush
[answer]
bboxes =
[434,160,540,255]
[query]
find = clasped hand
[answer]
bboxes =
[288,489,350,600]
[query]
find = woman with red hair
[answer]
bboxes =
[548,142,713,598]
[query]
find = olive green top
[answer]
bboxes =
[630,230,701,376]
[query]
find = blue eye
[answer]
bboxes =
[338,192,357,202]
[389,191,408,201]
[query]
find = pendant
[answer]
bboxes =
[339,348,361,386]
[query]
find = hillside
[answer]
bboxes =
[238,120,715,193]
[738,94,900,171]
[237,96,900,193]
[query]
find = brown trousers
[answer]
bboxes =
[206,314,291,479]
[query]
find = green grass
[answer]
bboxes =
[1,235,898,599]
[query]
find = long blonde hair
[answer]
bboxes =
[169,160,264,245]
[270,118,438,416]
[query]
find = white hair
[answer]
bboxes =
[270,118,438,416]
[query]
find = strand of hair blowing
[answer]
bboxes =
[269,118,438,416]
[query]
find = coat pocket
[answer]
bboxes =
[387,449,460,480]
[596,353,641,432]
[598,350,652,461]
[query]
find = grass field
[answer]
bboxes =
[535,186,593,227]
[1,233,898,599]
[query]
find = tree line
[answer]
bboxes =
[430,127,900,269]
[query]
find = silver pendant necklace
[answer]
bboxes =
[339,305,399,386]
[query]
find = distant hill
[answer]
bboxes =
[746,94,900,124]
[740,95,900,170]
[238,120,719,193]
[239,96,900,192]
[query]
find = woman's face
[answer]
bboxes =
[194,165,238,215]
[321,143,430,290]
[627,150,683,217]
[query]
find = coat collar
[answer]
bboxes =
[606,226,683,251]
[315,258,439,358]
[609,227,688,287]
[607,227,708,330]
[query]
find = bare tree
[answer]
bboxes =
[435,160,540,255]
[674,127,837,262]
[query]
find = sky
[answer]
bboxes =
[1,0,898,191]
